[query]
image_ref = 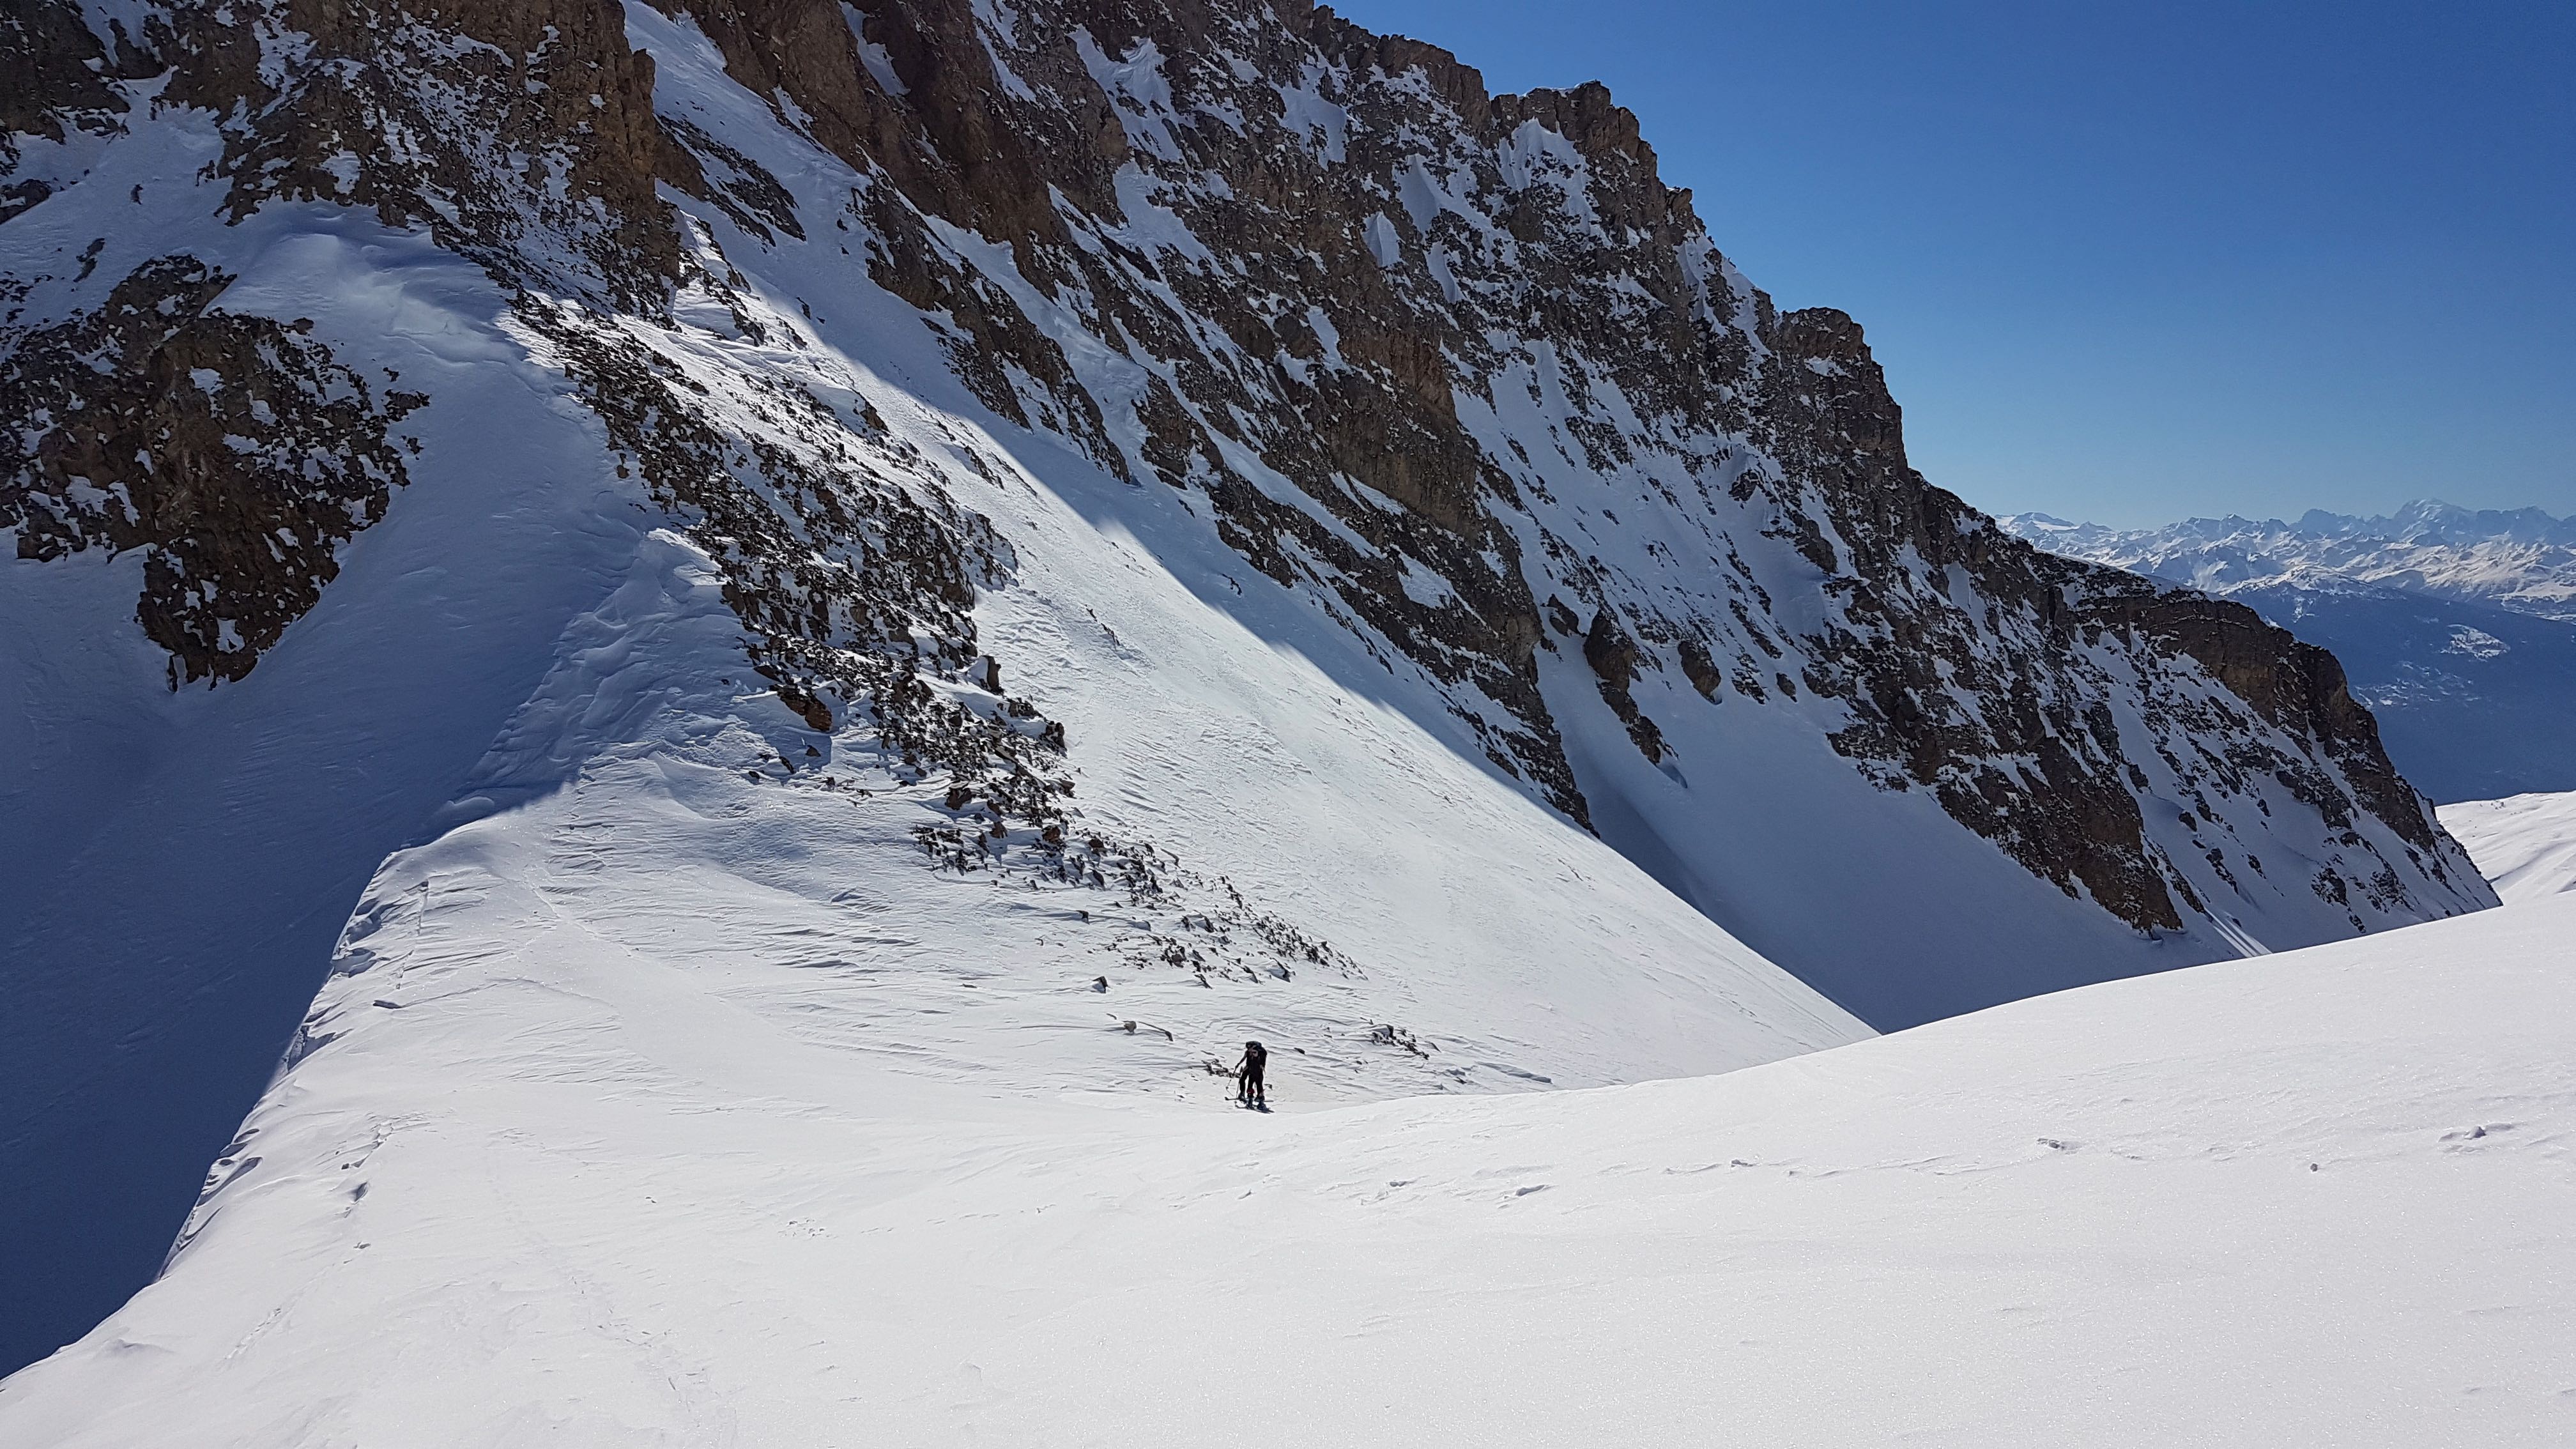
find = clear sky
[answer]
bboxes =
[1328,0,2574,528]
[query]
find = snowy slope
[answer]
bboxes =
[0,194,673,1366]
[0,57,1863,1363]
[0,0,2495,1372]
[634,0,2494,1018]
[0,238,1866,1372]
[3,848,2566,1445]
[2442,792,2576,905]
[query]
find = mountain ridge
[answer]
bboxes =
[2007,500,2576,622]
[5,0,2488,965]
[4,801,2566,1444]
[0,0,2496,1374]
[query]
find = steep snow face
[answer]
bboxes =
[625,0,2490,1014]
[0,199,673,1371]
[2008,502,2576,623]
[0,0,2496,1368]
[2009,509,2576,801]
[0,0,1863,1368]
[3,852,2566,1446]
[2442,792,2576,905]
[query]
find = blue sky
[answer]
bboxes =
[1330,0,2574,528]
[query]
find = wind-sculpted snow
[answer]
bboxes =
[0,0,2499,1376]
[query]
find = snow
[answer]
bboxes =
[3,846,2567,1445]
[610,0,2495,1039]
[1497,119,1602,233]
[1361,208,1401,268]
[2003,502,2576,624]
[1073,31,1181,162]
[0,197,657,1372]
[1275,65,1348,164]
[2442,791,2576,904]
[1,0,2515,1386]
[1432,338,2474,1025]
[838,4,905,96]
[0,82,1863,1363]
[2448,623,2510,659]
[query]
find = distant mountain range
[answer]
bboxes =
[2005,503,2576,801]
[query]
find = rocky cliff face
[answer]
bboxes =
[3,0,2495,1023]
[2007,505,2576,802]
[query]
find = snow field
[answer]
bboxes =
[1,865,2566,1445]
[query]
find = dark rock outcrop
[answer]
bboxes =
[1,256,422,684]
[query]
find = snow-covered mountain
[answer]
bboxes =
[3,810,2567,1445]
[2,0,2493,1376]
[2442,791,2576,905]
[2007,506,2576,801]
[2008,501,2576,622]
